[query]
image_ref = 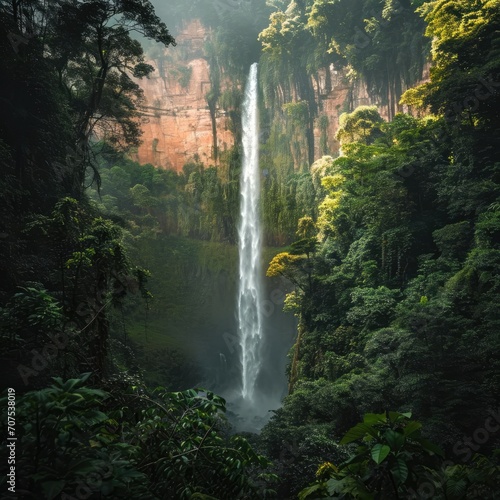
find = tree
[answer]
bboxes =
[0,0,176,199]
[336,106,385,146]
[52,0,176,189]
[401,0,500,129]
[20,197,135,380]
[267,251,306,290]
[308,0,429,118]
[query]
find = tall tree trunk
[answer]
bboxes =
[208,101,218,162]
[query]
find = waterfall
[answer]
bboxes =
[237,63,263,402]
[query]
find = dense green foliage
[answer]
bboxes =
[260,0,500,496]
[1,373,275,498]
[257,0,432,245]
[299,412,500,499]
[2,0,500,498]
[258,0,429,149]
[0,1,273,497]
[88,146,242,243]
[0,0,176,382]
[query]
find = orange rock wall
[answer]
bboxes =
[132,20,234,172]
[311,65,378,159]
[312,62,431,159]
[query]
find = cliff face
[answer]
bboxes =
[312,66,350,159]
[311,63,430,159]
[133,20,430,172]
[132,20,234,172]
[132,19,381,172]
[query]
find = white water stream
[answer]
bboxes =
[237,63,263,403]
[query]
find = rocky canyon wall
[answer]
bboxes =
[131,20,234,172]
[133,19,430,172]
[311,62,430,160]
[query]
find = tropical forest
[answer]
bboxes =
[1,0,500,498]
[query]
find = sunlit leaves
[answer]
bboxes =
[406,0,500,124]
[307,0,429,113]
[336,106,384,146]
[267,252,307,290]
[297,215,317,239]
[316,166,346,239]
[259,11,289,53]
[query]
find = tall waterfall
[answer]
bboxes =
[237,63,263,402]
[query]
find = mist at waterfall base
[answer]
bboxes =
[186,271,295,433]
[217,280,296,434]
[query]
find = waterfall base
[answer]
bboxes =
[223,388,283,433]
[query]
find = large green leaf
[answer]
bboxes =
[340,423,378,444]
[326,478,344,495]
[298,483,323,500]
[363,412,387,426]
[61,376,87,392]
[391,457,409,485]
[371,444,391,464]
[384,429,405,451]
[388,411,412,423]
[403,420,422,437]
[445,477,467,498]
[420,438,445,457]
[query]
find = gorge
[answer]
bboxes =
[2,0,500,498]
